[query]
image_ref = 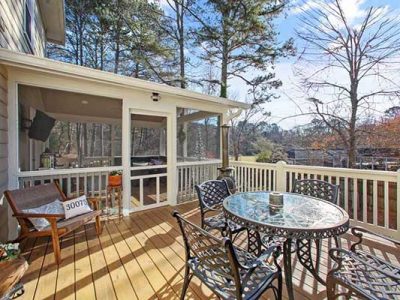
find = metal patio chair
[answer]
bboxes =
[173,211,282,300]
[327,227,400,299]
[292,179,340,284]
[195,180,245,240]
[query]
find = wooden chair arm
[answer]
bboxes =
[14,213,65,219]
[87,197,101,210]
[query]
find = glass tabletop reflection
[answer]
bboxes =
[223,191,349,230]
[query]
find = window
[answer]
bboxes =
[24,0,34,52]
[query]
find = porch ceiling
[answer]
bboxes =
[19,85,122,122]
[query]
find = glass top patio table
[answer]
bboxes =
[223,191,349,240]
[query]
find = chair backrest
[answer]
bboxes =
[195,180,230,213]
[4,182,66,214]
[173,211,242,296]
[292,179,339,204]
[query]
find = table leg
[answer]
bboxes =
[284,238,294,300]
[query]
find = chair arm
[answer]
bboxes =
[350,226,400,251]
[14,212,65,219]
[87,197,101,210]
[238,244,282,271]
[329,247,400,281]
[202,202,222,213]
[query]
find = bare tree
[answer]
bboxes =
[230,104,270,161]
[295,0,400,167]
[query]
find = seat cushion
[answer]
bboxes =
[22,199,64,231]
[332,250,400,299]
[44,210,101,232]
[204,213,244,233]
[188,246,277,300]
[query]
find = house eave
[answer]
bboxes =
[37,0,66,45]
[0,49,250,110]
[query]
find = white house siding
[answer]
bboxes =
[0,0,46,56]
[0,65,8,241]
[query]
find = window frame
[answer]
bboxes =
[23,0,35,53]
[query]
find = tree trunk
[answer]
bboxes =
[220,11,229,98]
[76,123,82,167]
[90,124,96,156]
[176,1,185,89]
[83,123,88,157]
[348,81,359,168]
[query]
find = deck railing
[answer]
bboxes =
[16,160,399,239]
[176,160,221,203]
[231,161,400,240]
[17,166,122,198]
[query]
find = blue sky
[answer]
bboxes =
[263,0,400,129]
[158,0,400,129]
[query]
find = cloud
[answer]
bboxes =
[291,0,369,27]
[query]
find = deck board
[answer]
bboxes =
[19,202,400,300]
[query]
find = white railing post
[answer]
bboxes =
[397,169,400,234]
[275,161,287,192]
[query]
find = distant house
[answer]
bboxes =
[287,148,348,167]
[0,1,248,241]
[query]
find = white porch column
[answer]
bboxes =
[168,110,177,206]
[122,101,131,216]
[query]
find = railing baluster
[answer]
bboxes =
[353,178,358,221]
[344,177,349,212]
[384,181,389,228]
[67,175,71,197]
[373,180,378,225]
[156,176,160,204]
[139,178,144,207]
[363,179,368,223]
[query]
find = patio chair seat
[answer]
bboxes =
[188,247,278,300]
[327,227,400,300]
[330,250,400,299]
[173,211,281,300]
[195,180,246,239]
[44,210,101,232]
[204,213,244,233]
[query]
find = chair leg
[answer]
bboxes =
[314,239,321,272]
[180,264,192,300]
[50,226,61,265]
[277,273,282,300]
[95,215,103,235]
[326,276,337,300]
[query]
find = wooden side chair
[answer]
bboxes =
[173,211,282,300]
[195,179,245,240]
[327,227,400,299]
[4,182,102,264]
[292,179,340,284]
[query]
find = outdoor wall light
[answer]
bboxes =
[151,92,161,102]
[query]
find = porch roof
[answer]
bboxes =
[0,49,250,110]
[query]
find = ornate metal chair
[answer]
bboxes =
[327,227,400,299]
[173,211,282,300]
[292,179,339,203]
[292,179,340,284]
[195,180,245,239]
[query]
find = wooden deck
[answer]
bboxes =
[19,202,400,300]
